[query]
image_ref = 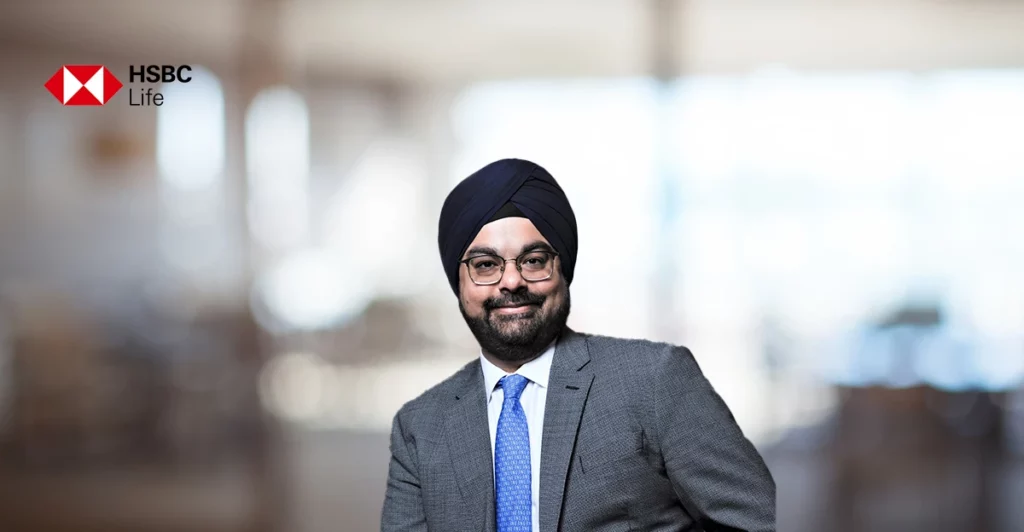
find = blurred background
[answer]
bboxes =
[0,0,1022,530]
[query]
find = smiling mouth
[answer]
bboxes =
[491,304,536,314]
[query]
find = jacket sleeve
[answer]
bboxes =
[653,345,776,532]
[381,408,429,532]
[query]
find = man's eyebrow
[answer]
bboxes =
[520,241,554,254]
[465,246,499,258]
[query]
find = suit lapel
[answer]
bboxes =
[540,329,594,532]
[445,360,497,532]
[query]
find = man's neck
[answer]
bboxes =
[481,349,544,374]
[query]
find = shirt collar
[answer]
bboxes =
[480,341,556,401]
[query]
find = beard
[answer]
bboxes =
[459,283,571,366]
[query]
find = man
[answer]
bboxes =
[381,159,775,532]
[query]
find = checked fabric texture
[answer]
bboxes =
[494,374,532,532]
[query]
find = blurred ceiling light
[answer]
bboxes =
[253,247,372,332]
[246,86,310,252]
[157,66,224,191]
[322,138,429,297]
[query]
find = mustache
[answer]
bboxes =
[483,290,545,311]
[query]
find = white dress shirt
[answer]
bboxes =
[480,342,555,532]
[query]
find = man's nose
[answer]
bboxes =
[497,260,525,291]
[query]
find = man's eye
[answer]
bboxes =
[521,253,549,266]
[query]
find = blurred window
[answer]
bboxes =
[246,87,310,253]
[157,66,225,191]
[155,66,236,284]
[321,138,430,298]
[671,68,1024,391]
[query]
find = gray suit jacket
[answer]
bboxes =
[381,329,775,531]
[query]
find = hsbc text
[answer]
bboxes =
[129,65,193,84]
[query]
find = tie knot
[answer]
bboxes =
[499,374,529,402]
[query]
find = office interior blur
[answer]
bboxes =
[0,1,1022,531]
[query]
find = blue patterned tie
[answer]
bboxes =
[495,374,531,532]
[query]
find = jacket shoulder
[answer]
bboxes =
[579,331,686,359]
[394,357,479,421]
[576,331,702,378]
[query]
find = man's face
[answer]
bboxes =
[458,217,570,365]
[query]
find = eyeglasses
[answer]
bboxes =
[459,250,560,285]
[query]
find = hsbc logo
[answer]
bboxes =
[45,64,193,107]
[44,65,123,106]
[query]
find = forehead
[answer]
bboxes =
[466,217,549,254]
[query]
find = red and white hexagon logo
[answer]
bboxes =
[44,65,123,106]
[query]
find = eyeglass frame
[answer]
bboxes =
[458,249,561,285]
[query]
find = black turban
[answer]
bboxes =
[438,158,578,296]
